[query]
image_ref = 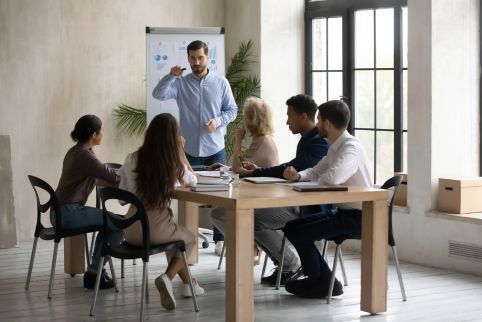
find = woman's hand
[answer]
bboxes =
[235,128,246,142]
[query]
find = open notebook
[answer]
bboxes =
[244,177,287,184]
[290,182,348,192]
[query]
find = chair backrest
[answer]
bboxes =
[98,187,151,261]
[27,175,61,240]
[381,175,403,246]
[95,162,122,208]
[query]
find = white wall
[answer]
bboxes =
[0,0,225,244]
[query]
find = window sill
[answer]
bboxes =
[426,210,482,225]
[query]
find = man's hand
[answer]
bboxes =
[170,65,185,76]
[283,166,300,182]
[208,162,225,170]
[236,167,255,177]
[241,161,257,171]
[203,119,217,133]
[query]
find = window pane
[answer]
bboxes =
[328,17,343,70]
[376,131,394,185]
[355,10,374,68]
[328,72,343,101]
[376,70,394,129]
[355,70,374,128]
[312,72,327,106]
[403,69,408,131]
[402,7,408,69]
[312,18,327,70]
[356,130,375,182]
[375,8,394,68]
[403,131,407,172]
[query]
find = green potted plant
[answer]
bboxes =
[113,40,260,160]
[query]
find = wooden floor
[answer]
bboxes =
[1,238,482,322]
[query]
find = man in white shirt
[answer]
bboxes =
[282,99,372,298]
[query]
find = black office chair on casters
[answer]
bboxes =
[25,175,107,299]
[89,187,199,322]
[326,175,407,303]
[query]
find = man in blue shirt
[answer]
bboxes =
[153,40,237,250]
[211,94,330,285]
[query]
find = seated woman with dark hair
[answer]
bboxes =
[53,114,122,290]
[119,113,204,311]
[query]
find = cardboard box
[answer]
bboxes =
[393,172,407,206]
[438,178,482,214]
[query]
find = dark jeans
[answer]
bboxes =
[283,209,362,282]
[186,148,226,243]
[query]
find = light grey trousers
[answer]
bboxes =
[210,206,299,271]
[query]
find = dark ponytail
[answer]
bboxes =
[70,115,102,143]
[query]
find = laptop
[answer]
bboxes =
[243,177,288,184]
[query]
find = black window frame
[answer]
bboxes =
[305,0,407,183]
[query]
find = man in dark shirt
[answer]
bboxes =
[211,94,330,285]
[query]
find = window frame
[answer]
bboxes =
[305,0,407,183]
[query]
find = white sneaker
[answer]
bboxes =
[182,279,205,297]
[215,241,226,257]
[155,274,176,310]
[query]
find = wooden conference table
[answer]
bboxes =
[173,181,389,322]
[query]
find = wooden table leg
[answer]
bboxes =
[360,199,388,314]
[178,200,199,264]
[64,236,85,275]
[225,208,254,322]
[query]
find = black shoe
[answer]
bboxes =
[261,267,303,286]
[83,269,115,290]
[290,277,343,299]
[285,276,313,295]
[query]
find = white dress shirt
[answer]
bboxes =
[298,130,372,210]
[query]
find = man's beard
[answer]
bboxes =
[192,65,207,75]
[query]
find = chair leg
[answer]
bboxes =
[140,262,147,322]
[260,252,269,279]
[47,242,59,299]
[181,251,200,312]
[321,239,329,260]
[327,244,340,304]
[108,257,119,293]
[90,256,105,316]
[25,237,39,290]
[89,232,96,259]
[217,241,226,270]
[275,234,287,290]
[145,268,150,304]
[84,234,91,268]
[338,247,348,286]
[392,245,407,301]
[121,259,125,278]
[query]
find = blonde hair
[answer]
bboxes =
[243,97,274,136]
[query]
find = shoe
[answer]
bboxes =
[155,274,176,310]
[287,276,343,299]
[253,246,262,266]
[215,241,226,257]
[182,278,205,297]
[83,269,115,290]
[261,267,303,286]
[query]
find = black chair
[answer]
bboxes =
[88,162,136,278]
[326,175,407,303]
[25,175,105,298]
[89,187,199,322]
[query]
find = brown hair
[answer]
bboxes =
[134,113,185,209]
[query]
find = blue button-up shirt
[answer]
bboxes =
[152,70,238,157]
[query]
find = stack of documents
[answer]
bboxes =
[191,175,230,192]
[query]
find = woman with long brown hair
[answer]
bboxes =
[119,113,204,311]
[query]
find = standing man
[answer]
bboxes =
[152,40,237,254]
[282,99,372,298]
